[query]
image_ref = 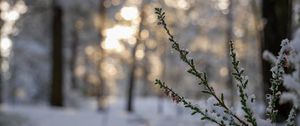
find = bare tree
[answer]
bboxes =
[50,0,64,107]
[0,0,3,104]
[127,2,146,112]
[96,0,107,111]
[225,0,235,105]
[141,42,150,96]
[70,20,80,89]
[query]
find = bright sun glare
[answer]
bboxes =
[102,6,139,52]
[102,25,136,52]
[1,37,12,57]
[120,6,139,21]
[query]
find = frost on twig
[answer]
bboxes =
[154,7,250,126]
[285,107,296,126]
[153,7,299,126]
[265,39,291,122]
[154,80,226,126]
[229,41,257,126]
[263,51,277,65]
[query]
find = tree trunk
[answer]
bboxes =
[70,22,79,89]
[96,0,107,111]
[50,1,64,107]
[0,0,4,104]
[141,45,150,96]
[261,0,292,122]
[127,3,146,112]
[225,0,235,106]
[157,36,166,114]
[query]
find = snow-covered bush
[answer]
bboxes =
[264,29,300,126]
[153,8,296,126]
[280,30,300,109]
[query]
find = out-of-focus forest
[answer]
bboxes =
[0,0,299,126]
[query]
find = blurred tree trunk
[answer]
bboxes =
[250,0,264,102]
[225,0,234,106]
[141,44,150,96]
[70,21,80,89]
[127,2,146,112]
[50,1,64,107]
[0,0,3,104]
[83,54,91,95]
[261,0,292,122]
[96,0,107,111]
[157,36,166,114]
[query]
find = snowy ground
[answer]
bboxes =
[0,97,209,126]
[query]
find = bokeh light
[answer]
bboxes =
[120,6,139,21]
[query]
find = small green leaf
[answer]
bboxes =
[191,111,197,115]
[221,93,224,102]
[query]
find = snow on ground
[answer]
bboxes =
[0,97,209,126]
